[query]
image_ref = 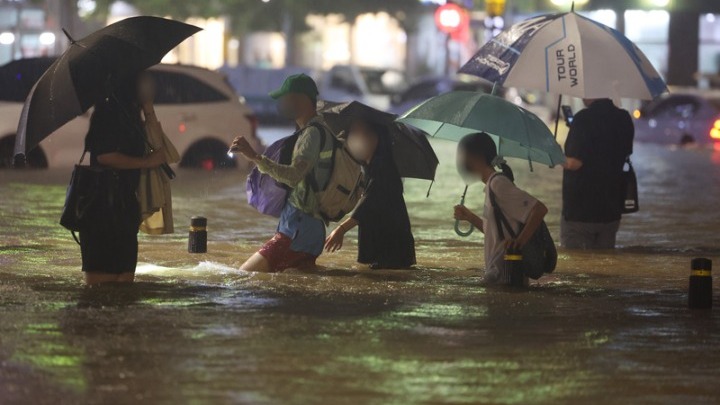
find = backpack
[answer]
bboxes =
[246,122,363,222]
[488,174,557,279]
[309,138,364,222]
[245,134,294,217]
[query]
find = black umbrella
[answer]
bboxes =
[319,101,439,182]
[14,16,201,159]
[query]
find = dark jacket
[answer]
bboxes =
[563,99,634,223]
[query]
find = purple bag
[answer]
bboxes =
[246,134,298,217]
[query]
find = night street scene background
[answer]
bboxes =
[1,0,720,404]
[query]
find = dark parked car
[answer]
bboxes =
[633,92,720,145]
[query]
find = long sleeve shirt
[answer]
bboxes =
[256,117,326,217]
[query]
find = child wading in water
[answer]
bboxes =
[453,133,549,284]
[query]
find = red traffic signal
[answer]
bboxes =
[434,3,469,35]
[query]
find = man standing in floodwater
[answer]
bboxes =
[230,74,334,272]
[561,98,634,249]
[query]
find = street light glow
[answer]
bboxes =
[550,0,589,7]
[39,32,56,46]
[648,0,670,7]
[0,32,15,45]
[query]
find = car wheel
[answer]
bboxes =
[179,138,237,171]
[0,136,48,169]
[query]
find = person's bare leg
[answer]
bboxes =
[84,272,121,285]
[240,253,272,272]
[116,272,135,283]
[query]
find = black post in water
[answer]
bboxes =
[505,247,525,288]
[688,258,712,309]
[188,216,207,254]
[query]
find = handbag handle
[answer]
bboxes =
[78,149,87,165]
[110,93,176,179]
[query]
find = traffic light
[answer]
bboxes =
[486,0,506,17]
[434,3,470,41]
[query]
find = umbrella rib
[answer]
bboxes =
[490,39,521,55]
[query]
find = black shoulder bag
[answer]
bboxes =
[59,150,121,244]
[488,175,557,279]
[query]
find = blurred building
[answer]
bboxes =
[107,1,229,70]
[0,0,77,65]
[4,0,720,90]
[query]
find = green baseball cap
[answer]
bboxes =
[269,74,319,100]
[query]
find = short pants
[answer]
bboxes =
[258,232,318,272]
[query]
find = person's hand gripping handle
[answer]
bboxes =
[454,185,475,237]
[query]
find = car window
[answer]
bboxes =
[150,70,229,105]
[0,58,56,102]
[645,96,700,119]
[329,68,361,95]
[359,68,405,96]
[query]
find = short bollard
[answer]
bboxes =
[688,258,712,309]
[188,216,207,254]
[505,247,526,288]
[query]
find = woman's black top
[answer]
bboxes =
[351,139,416,268]
[85,99,145,229]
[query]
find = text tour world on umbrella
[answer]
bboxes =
[556,44,579,88]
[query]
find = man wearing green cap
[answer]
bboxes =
[231,74,335,272]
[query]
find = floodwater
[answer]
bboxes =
[1,135,719,405]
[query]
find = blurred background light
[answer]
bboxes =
[39,32,56,46]
[550,0,589,7]
[0,32,15,45]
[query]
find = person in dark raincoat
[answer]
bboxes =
[324,119,416,269]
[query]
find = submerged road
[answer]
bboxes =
[0,140,719,404]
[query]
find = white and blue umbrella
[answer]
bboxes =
[459,11,667,100]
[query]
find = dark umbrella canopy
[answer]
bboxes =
[319,101,439,181]
[14,17,201,157]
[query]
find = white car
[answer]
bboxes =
[633,91,720,146]
[0,58,263,169]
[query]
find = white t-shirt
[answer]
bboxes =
[482,173,538,283]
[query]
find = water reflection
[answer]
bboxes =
[0,141,719,403]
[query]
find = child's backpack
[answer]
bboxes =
[245,134,295,218]
[246,122,363,222]
[309,138,364,222]
[488,174,557,279]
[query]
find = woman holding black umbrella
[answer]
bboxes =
[80,73,166,285]
[324,119,416,269]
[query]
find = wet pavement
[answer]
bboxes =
[1,137,719,404]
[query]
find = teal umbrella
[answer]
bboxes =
[397,90,565,237]
[397,91,565,168]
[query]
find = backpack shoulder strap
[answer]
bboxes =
[306,121,336,184]
[302,121,337,206]
[488,173,518,241]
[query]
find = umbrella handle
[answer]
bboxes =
[455,219,474,237]
[454,185,474,237]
